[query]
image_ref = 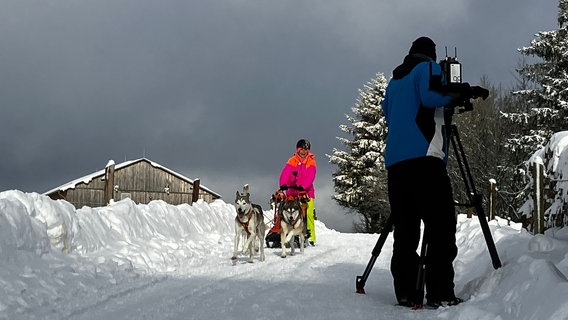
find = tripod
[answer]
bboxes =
[355,121,502,297]
[447,123,502,269]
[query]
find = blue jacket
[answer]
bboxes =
[381,54,452,168]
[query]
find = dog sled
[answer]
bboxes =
[265,186,311,254]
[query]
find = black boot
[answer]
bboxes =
[426,297,463,309]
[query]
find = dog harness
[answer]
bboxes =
[279,195,307,227]
[236,209,254,236]
[270,191,309,233]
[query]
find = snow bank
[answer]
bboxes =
[1,191,568,320]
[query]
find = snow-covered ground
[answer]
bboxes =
[1,189,567,320]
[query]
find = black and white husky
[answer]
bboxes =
[232,191,266,263]
[279,196,305,258]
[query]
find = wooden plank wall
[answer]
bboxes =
[52,160,217,208]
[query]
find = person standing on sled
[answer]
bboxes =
[381,36,463,308]
[266,139,317,248]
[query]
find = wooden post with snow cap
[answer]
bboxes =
[192,178,200,203]
[242,184,249,196]
[104,160,116,205]
[533,162,545,234]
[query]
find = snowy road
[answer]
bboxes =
[31,225,568,320]
[56,225,506,320]
[62,229,407,320]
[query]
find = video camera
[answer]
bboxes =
[439,47,489,113]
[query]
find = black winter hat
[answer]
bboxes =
[296,139,311,150]
[409,36,437,61]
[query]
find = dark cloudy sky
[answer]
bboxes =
[0,0,558,232]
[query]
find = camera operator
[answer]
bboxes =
[380,36,464,308]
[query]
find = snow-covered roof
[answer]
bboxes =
[43,158,221,198]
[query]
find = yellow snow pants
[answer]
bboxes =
[306,198,316,243]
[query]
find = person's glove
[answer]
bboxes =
[471,86,489,100]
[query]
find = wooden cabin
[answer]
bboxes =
[44,158,221,208]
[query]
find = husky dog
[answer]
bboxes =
[232,191,266,262]
[279,196,306,258]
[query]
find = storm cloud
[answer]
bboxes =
[0,0,557,231]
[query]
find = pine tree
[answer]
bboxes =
[506,0,568,154]
[327,73,389,233]
[501,0,568,226]
[492,64,538,222]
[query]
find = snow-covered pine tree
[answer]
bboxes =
[501,0,568,228]
[327,72,389,233]
[504,0,568,155]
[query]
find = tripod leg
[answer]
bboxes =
[450,125,502,269]
[413,233,427,309]
[473,195,502,269]
[356,215,394,294]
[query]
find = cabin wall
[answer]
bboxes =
[48,160,217,208]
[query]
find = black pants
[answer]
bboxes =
[387,156,458,303]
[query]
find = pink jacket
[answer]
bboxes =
[279,152,317,199]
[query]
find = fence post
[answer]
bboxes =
[533,162,545,234]
[489,179,497,221]
[192,178,201,203]
[104,161,115,205]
